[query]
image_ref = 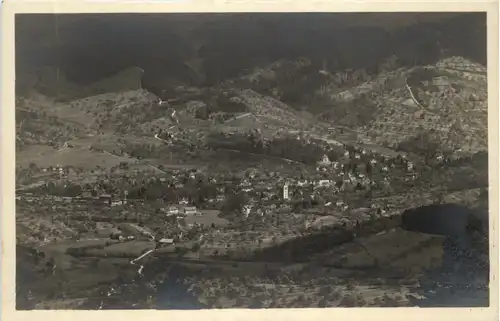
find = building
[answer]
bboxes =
[158,238,175,245]
[242,205,252,218]
[111,199,127,207]
[317,154,331,166]
[297,180,308,187]
[317,180,332,188]
[183,206,198,216]
[97,194,112,206]
[406,161,415,172]
[283,183,290,200]
[240,179,252,187]
[166,206,179,216]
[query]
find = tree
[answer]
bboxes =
[191,243,201,252]
[176,247,188,258]
[28,162,38,172]
[318,286,331,297]
[316,195,326,207]
[339,294,357,307]
[381,293,398,307]
[318,298,328,308]
[235,297,245,307]
[478,188,489,201]
[249,296,263,309]
[221,192,247,215]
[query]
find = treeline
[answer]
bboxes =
[92,99,167,134]
[316,94,379,127]
[396,132,444,157]
[16,109,80,146]
[207,132,326,164]
[40,181,83,197]
[122,142,161,160]
[241,60,330,106]
[244,214,401,263]
[28,169,228,205]
[397,132,488,168]
[231,59,375,110]
[69,214,143,223]
[92,141,169,160]
[126,178,219,205]
[66,244,138,258]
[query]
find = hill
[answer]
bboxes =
[15,52,488,170]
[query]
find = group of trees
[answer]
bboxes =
[123,176,220,206]
[220,192,248,216]
[396,132,443,156]
[41,181,83,197]
[207,132,325,164]
[120,142,161,160]
[188,92,249,121]
[95,98,167,133]
[16,109,79,148]
[28,165,221,205]
[317,95,378,128]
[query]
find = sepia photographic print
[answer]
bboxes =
[1,1,498,317]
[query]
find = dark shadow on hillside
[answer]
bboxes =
[401,203,488,238]
[401,203,489,307]
[16,12,486,91]
[156,264,208,309]
[234,203,489,306]
[237,203,487,266]
[244,215,401,263]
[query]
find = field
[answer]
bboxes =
[17,145,134,169]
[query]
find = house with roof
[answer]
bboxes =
[158,238,175,245]
[96,194,112,206]
[317,154,331,166]
[183,206,198,216]
[239,179,252,187]
[111,197,127,206]
[166,206,179,216]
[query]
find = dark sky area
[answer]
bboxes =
[15,12,487,87]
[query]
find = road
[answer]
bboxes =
[130,248,157,276]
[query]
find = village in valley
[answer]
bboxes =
[16,124,488,309]
[15,13,489,309]
[16,139,451,249]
